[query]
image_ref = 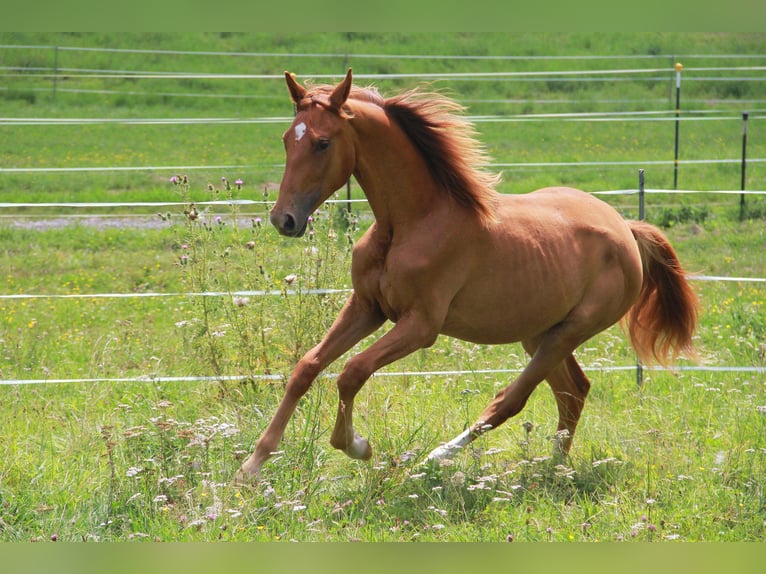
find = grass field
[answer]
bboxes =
[1,33,765,542]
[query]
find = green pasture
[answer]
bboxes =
[1,33,765,542]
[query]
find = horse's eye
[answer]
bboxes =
[316,138,330,152]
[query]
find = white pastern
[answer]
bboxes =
[425,429,473,461]
[347,435,369,459]
[294,122,307,142]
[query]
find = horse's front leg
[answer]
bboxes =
[330,314,439,461]
[235,294,384,483]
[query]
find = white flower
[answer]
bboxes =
[126,467,142,478]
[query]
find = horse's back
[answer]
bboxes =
[440,186,643,344]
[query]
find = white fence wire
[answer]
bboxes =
[2,44,764,386]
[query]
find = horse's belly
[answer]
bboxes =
[440,288,574,345]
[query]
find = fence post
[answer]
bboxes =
[673,62,683,190]
[636,168,645,387]
[52,46,59,100]
[740,111,749,220]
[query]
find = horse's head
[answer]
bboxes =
[270,69,357,237]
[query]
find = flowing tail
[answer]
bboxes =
[626,220,699,365]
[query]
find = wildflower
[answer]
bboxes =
[153,494,168,504]
[506,533,514,542]
[522,421,534,435]
[235,179,243,190]
[253,217,262,227]
[450,471,466,487]
[180,254,189,265]
[123,426,146,438]
[187,518,206,529]
[50,534,58,542]
[233,296,250,308]
[126,467,142,478]
[284,274,297,285]
[215,216,223,225]
[159,475,184,486]
[184,204,199,221]
[245,241,256,250]
[213,422,240,438]
[170,176,179,184]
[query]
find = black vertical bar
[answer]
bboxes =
[740,111,749,220]
[673,63,682,189]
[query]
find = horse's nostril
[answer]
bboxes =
[282,213,296,233]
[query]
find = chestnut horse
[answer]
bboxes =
[236,69,697,481]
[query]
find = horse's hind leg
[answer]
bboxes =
[541,354,591,456]
[426,327,591,462]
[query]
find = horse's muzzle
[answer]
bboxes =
[270,210,308,237]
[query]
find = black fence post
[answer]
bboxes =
[673,63,682,190]
[740,111,749,221]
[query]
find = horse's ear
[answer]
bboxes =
[329,68,353,110]
[285,71,306,105]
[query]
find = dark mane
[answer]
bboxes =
[382,89,501,220]
[306,84,501,220]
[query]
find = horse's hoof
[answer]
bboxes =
[346,434,373,460]
[231,464,260,488]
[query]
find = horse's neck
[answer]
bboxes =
[351,114,443,229]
